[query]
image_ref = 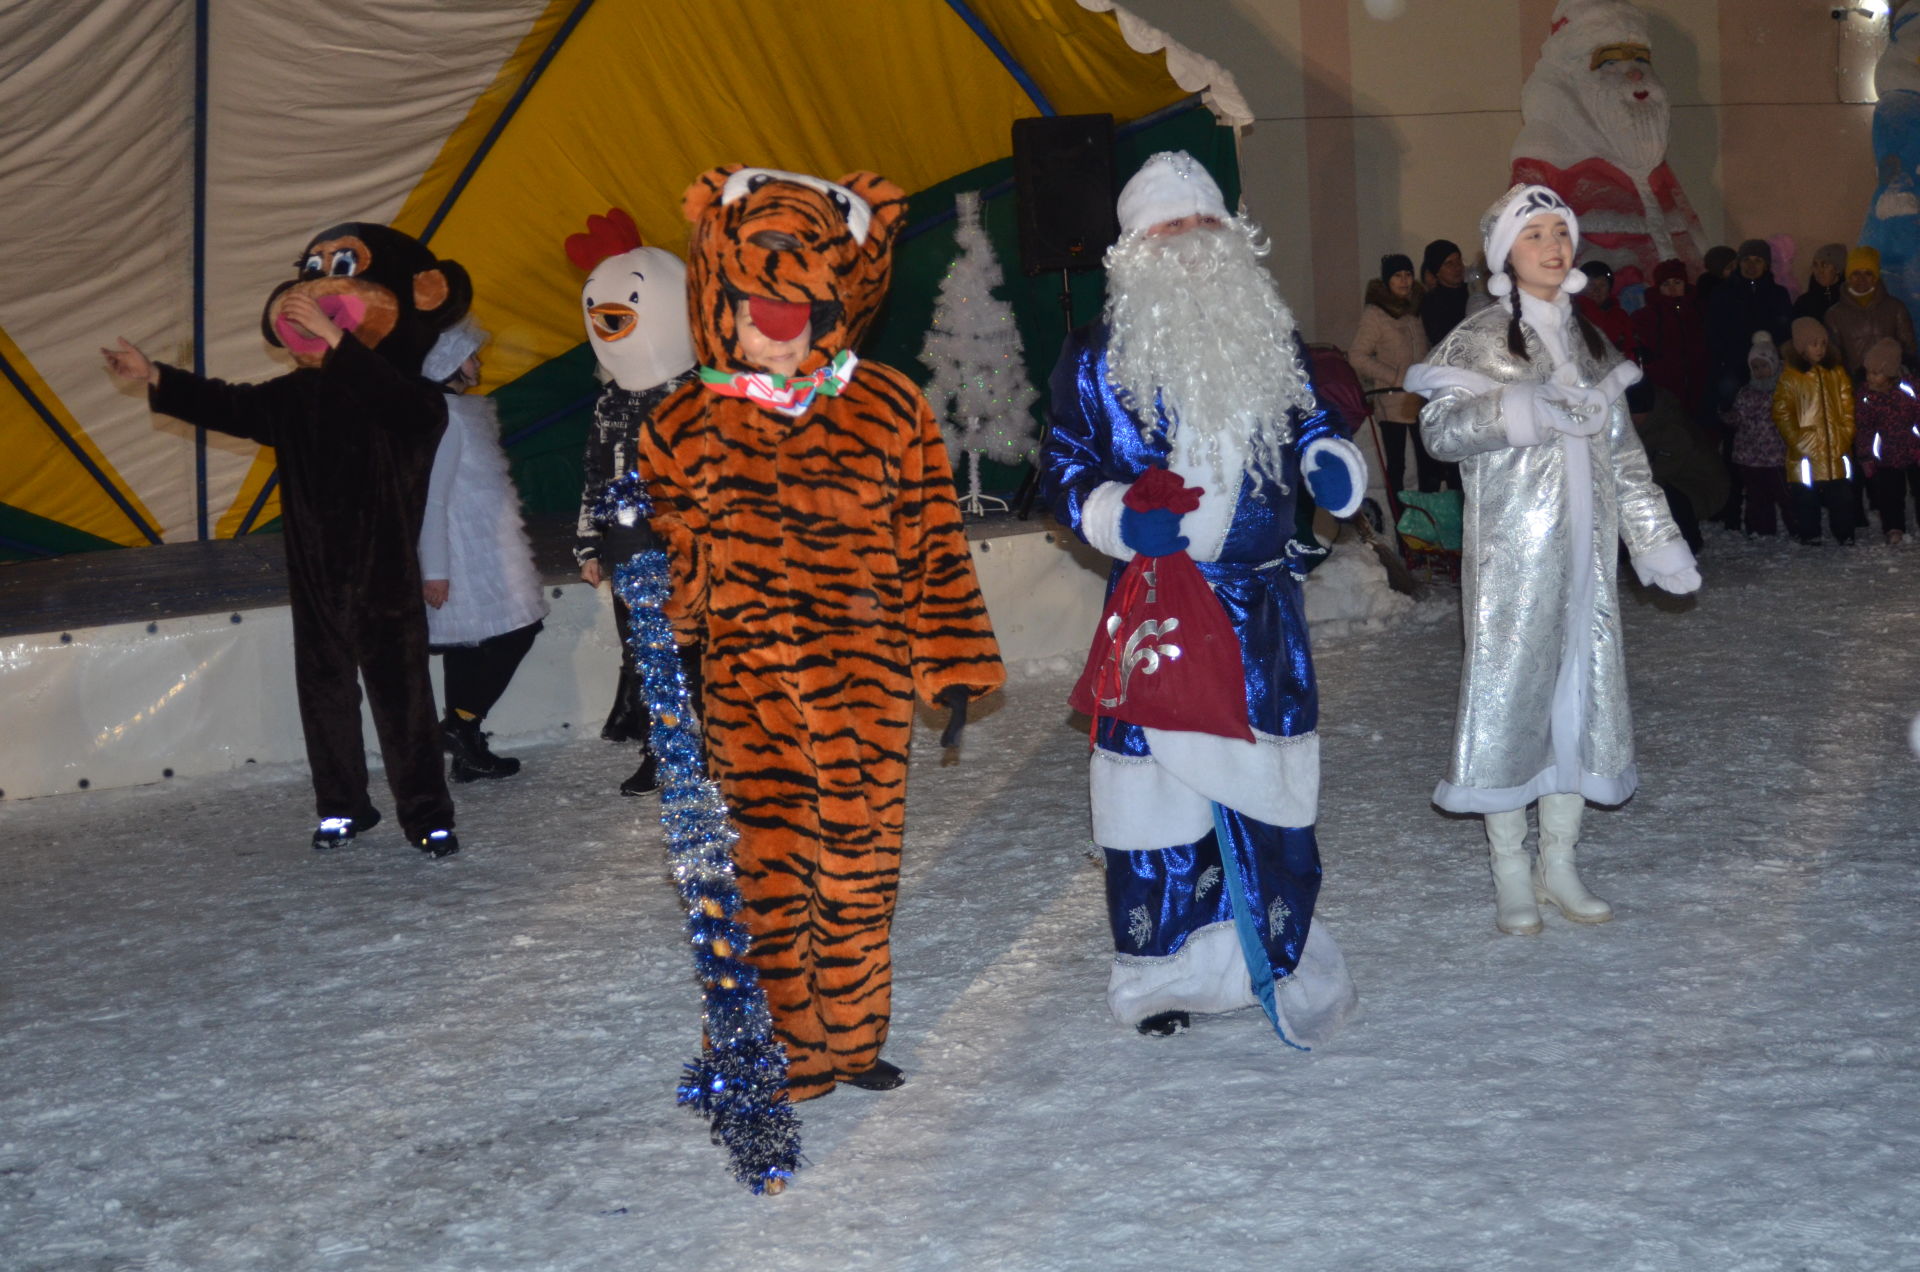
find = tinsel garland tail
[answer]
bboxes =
[600,472,801,1194]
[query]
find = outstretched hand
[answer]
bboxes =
[101,338,157,387]
[937,686,971,749]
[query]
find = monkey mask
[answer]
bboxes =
[261,223,472,374]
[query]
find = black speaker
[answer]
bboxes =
[1012,114,1118,275]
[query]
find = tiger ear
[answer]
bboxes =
[839,172,908,250]
[682,165,744,225]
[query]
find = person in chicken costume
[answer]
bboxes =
[639,167,1006,1101]
[567,210,699,796]
[1039,152,1362,1048]
[1511,0,1709,280]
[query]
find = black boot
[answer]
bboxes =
[601,663,644,742]
[1135,1010,1190,1037]
[415,828,460,858]
[312,807,380,850]
[619,751,659,797]
[442,713,521,782]
[843,1058,905,1091]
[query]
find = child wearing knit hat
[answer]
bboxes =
[1722,332,1793,537]
[1854,336,1920,544]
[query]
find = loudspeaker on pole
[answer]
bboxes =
[1011,114,1118,276]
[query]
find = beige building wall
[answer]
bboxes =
[1118,0,1878,347]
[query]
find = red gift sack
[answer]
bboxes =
[1068,470,1254,742]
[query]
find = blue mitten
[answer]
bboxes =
[1119,506,1189,557]
[1302,438,1365,518]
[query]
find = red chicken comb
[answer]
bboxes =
[565,208,644,272]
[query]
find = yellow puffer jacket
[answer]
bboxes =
[1771,363,1856,483]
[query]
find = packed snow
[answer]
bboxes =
[4,526,1919,1272]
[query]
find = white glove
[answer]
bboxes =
[1539,382,1610,437]
[1650,566,1701,595]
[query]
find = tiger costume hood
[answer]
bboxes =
[681,165,908,380]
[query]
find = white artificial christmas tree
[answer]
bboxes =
[920,190,1038,515]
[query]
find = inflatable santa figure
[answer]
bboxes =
[1510,0,1709,279]
[1862,1,1920,313]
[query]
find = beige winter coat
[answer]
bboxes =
[1349,284,1430,424]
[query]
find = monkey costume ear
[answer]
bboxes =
[414,259,473,330]
[259,278,299,346]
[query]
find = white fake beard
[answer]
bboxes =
[1103,219,1317,492]
[1583,68,1670,175]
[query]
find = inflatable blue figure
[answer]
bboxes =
[1863,3,1920,313]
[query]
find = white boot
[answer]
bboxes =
[1486,809,1541,936]
[1534,792,1613,923]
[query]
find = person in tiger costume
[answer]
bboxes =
[639,166,1006,1101]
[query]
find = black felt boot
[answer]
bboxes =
[311,807,380,850]
[414,828,460,858]
[442,713,520,782]
[619,751,659,797]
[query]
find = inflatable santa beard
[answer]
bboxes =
[1510,0,1707,278]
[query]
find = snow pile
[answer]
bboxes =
[1303,537,1416,639]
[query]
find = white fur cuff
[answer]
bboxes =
[1302,438,1365,518]
[1082,480,1135,561]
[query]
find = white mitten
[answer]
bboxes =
[1650,566,1702,595]
[1540,382,1609,436]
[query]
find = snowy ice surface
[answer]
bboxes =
[4,526,1920,1272]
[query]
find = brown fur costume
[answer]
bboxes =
[641,167,1005,1099]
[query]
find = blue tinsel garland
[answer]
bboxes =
[594,472,801,1195]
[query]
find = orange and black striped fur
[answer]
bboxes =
[641,167,1005,1100]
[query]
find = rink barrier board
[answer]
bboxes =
[0,522,1111,802]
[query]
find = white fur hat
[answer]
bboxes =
[1116,151,1229,236]
[423,317,489,383]
[1479,183,1587,298]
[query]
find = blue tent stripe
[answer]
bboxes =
[192,0,210,540]
[944,0,1055,116]
[0,349,162,546]
[235,469,279,536]
[419,0,599,246]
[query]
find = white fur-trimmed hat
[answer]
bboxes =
[1116,151,1229,236]
[1480,183,1587,297]
[423,317,489,382]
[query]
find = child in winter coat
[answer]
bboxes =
[418,321,549,780]
[1723,334,1795,537]
[1773,317,1857,545]
[1854,337,1920,545]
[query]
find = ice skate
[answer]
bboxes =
[311,807,380,850]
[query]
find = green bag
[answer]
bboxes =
[1395,489,1463,551]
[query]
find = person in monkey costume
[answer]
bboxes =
[103,222,472,856]
[639,167,1006,1100]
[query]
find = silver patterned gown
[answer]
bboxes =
[1405,292,1688,815]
